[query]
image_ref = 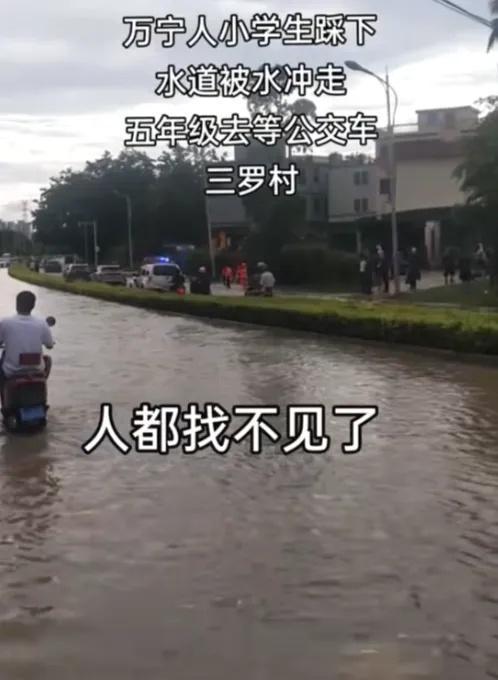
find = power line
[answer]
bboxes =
[430,0,492,28]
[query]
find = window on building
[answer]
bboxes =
[362,198,369,212]
[445,111,456,129]
[354,198,361,213]
[427,111,439,126]
[361,170,369,185]
[353,171,361,186]
[379,178,391,195]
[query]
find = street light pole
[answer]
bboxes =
[385,68,400,294]
[114,191,134,268]
[84,223,89,263]
[92,220,99,268]
[345,61,400,295]
[78,220,99,267]
[125,195,133,269]
[204,194,216,280]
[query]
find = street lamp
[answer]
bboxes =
[204,193,216,280]
[114,191,134,268]
[345,60,401,294]
[78,220,99,268]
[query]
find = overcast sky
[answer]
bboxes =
[0,0,496,221]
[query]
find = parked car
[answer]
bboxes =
[41,259,63,274]
[91,265,126,285]
[64,263,91,282]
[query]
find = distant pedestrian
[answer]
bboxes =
[374,245,389,294]
[442,247,456,285]
[260,263,276,296]
[406,247,421,291]
[459,253,472,282]
[359,251,373,295]
[221,265,233,289]
[190,266,211,295]
[236,262,248,291]
[474,242,487,277]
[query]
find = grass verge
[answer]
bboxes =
[402,279,498,308]
[9,266,498,356]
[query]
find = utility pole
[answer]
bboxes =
[204,194,216,279]
[78,220,99,267]
[385,68,400,295]
[114,191,134,268]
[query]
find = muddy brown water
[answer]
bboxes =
[1,271,498,679]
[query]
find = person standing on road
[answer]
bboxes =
[375,245,389,294]
[459,252,472,282]
[190,266,211,295]
[442,247,456,285]
[474,242,487,277]
[359,251,373,296]
[406,247,421,291]
[221,265,233,289]
[236,262,248,291]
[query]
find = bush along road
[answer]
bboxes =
[9,266,498,358]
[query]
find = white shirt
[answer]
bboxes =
[260,271,275,288]
[0,314,54,377]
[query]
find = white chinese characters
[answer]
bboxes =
[82,404,378,456]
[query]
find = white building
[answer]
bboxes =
[328,156,379,224]
[328,106,479,262]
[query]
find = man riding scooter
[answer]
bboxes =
[245,262,275,297]
[0,291,55,402]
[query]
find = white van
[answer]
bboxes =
[139,262,183,291]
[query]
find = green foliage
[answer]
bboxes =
[456,109,498,207]
[456,108,498,282]
[278,244,358,285]
[32,147,217,265]
[11,266,498,357]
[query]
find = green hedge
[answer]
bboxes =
[9,266,498,356]
[278,244,358,285]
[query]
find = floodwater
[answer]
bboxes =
[1,270,498,680]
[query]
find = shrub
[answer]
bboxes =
[278,243,358,286]
[9,265,498,357]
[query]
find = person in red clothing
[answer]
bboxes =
[221,265,233,288]
[236,262,248,290]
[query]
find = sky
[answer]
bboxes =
[0,0,497,221]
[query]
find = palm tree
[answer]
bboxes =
[487,0,498,51]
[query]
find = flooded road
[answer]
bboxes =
[1,270,498,679]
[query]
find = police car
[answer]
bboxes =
[137,257,184,291]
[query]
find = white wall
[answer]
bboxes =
[392,157,467,213]
[328,165,379,222]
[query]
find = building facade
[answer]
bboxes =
[205,153,331,250]
[328,106,479,263]
[205,106,479,261]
